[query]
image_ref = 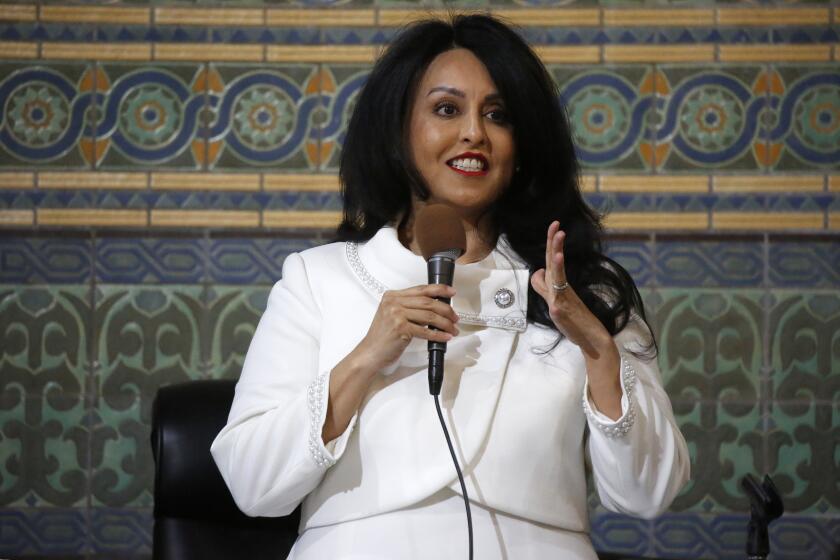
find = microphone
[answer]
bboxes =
[415,204,467,395]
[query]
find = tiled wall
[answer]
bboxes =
[1,1,838,558]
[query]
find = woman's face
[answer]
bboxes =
[407,48,515,221]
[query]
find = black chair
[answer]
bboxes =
[150,379,669,560]
[151,379,300,560]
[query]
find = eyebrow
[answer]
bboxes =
[427,86,503,103]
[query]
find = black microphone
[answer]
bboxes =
[415,204,466,395]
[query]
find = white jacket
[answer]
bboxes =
[211,226,689,533]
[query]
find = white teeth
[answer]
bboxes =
[450,158,486,172]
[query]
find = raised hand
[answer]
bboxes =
[530,220,622,418]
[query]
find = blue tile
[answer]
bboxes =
[0,238,92,284]
[0,508,88,556]
[95,238,206,284]
[769,240,840,288]
[656,240,764,287]
[89,508,153,555]
[208,237,320,284]
[605,239,653,287]
[590,512,652,557]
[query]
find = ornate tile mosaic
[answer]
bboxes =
[2,1,840,556]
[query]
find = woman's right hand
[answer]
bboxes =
[322,284,459,443]
[352,284,460,374]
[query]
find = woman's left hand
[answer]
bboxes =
[530,221,623,418]
[530,221,614,359]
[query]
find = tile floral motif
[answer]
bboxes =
[95,237,206,284]
[319,65,370,171]
[95,63,207,170]
[655,239,764,287]
[0,62,93,169]
[551,65,653,171]
[207,63,320,171]
[654,65,767,171]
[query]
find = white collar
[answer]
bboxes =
[346,227,530,332]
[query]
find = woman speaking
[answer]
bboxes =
[211,14,689,559]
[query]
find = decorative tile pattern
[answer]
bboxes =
[205,286,270,379]
[0,238,92,284]
[2,1,840,555]
[655,239,764,287]
[95,237,206,284]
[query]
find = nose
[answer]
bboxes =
[461,110,486,146]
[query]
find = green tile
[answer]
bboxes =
[208,63,320,172]
[769,291,840,405]
[205,286,269,380]
[94,285,204,390]
[655,65,766,172]
[0,395,88,508]
[0,62,92,169]
[766,401,838,513]
[656,289,763,401]
[89,391,153,507]
[96,63,206,170]
[550,65,654,172]
[769,65,839,172]
[670,401,763,512]
[0,286,91,391]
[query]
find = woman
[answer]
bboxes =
[212,14,689,559]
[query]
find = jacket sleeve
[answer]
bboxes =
[583,316,690,519]
[210,252,358,517]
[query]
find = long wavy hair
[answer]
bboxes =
[336,14,653,347]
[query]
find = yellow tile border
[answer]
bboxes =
[829,212,840,230]
[264,174,341,191]
[604,44,715,63]
[151,173,261,191]
[154,7,263,27]
[534,46,601,64]
[493,8,600,27]
[155,44,263,63]
[0,4,37,22]
[720,44,832,63]
[600,176,709,193]
[604,9,714,27]
[0,41,38,59]
[717,7,829,26]
[0,210,35,226]
[0,172,35,189]
[262,210,342,228]
[40,172,147,190]
[713,212,824,230]
[713,175,824,193]
[580,175,597,193]
[41,6,150,25]
[42,43,152,61]
[37,209,148,227]
[603,212,709,230]
[151,210,260,228]
[376,9,478,27]
[267,45,378,63]
[267,9,376,27]
[829,175,840,192]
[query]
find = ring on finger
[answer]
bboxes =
[552,281,570,292]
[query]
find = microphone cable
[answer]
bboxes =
[433,394,474,560]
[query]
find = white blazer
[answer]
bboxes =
[211,227,689,533]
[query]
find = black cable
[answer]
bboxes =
[433,394,473,560]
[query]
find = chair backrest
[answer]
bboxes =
[151,379,300,560]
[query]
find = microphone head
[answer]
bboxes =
[415,204,467,261]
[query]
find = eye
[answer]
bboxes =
[434,102,458,117]
[485,108,508,124]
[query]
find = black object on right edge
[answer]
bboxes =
[741,474,784,560]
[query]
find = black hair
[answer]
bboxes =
[337,13,653,349]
